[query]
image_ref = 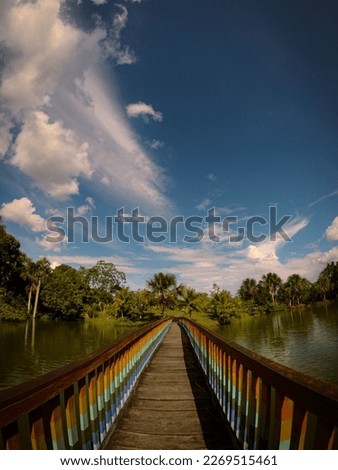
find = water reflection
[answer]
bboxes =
[211,302,338,385]
[1,303,337,390]
[0,319,136,390]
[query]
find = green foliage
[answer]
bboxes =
[260,273,282,304]
[280,274,311,306]
[238,278,258,301]
[0,299,27,321]
[241,300,266,316]
[108,288,154,321]
[207,286,241,325]
[180,287,200,317]
[81,260,126,294]
[79,260,126,310]
[315,262,338,300]
[146,272,178,316]
[1,219,338,325]
[0,219,25,298]
[41,264,90,320]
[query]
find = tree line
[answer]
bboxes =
[1,219,338,323]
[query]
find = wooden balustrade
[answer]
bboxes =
[0,319,171,450]
[2,316,337,451]
[180,318,338,450]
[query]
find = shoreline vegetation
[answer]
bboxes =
[1,220,338,327]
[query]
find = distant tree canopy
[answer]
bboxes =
[81,260,126,294]
[237,264,338,309]
[0,221,337,323]
[79,260,126,310]
[0,220,25,298]
[40,264,89,320]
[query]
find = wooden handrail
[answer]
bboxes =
[0,318,171,449]
[180,317,338,450]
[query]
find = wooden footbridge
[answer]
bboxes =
[1,318,338,450]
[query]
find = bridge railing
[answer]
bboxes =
[0,319,171,450]
[180,318,338,450]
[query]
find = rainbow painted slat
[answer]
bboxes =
[180,318,338,450]
[0,319,171,450]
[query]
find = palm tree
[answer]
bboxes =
[112,287,131,317]
[315,262,338,300]
[315,274,331,302]
[146,272,177,316]
[284,274,311,306]
[261,272,282,304]
[238,278,258,301]
[181,287,200,317]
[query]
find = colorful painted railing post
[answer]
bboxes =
[0,319,171,450]
[179,317,338,450]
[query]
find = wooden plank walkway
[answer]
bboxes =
[106,322,237,450]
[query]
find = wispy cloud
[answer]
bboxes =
[36,236,68,253]
[76,197,96,216]
[207,173,217,182]
[308,189,338,208]
[70,69,171,211]
[91,0,107,5]
[147,139,165,150]
[126,101,163,122]
[101,4,136,65]
[0,0,171,213]
[196,198,211,211]
[144,215,314,294]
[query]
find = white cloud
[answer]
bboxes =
[196,198,211,211]
[36,237,66,253]
[67,69,171,212]
[0,197,46,232]
[143,216,316,294]
[146,240,337,295]
[0,0,83,114]
[76,197,95,216]
[147,139,165,150]
[126,102,163,122]
[325,216,338,241]
[11,111,92,200]
[0,0,171,213]
[246,244,278,261]
[101,4,136,65]
[91,0,107,5]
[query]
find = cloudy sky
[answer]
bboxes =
[0,0,337,293]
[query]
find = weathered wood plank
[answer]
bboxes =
[106,323,235,450]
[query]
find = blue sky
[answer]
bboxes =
[0,0,337,293]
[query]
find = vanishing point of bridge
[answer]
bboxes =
[0,318,338,450]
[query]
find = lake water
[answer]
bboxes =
[0,302,337,390]
[211,301,338,385]
[0,319,135,390]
